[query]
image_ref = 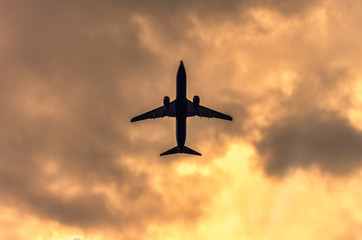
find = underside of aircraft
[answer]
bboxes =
[131,60,232,156]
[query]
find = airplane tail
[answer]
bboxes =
[160,146,202,156]
[182,146,202,156]
[160,146,180,156]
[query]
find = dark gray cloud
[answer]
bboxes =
[256,110,362,177]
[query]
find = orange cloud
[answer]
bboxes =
[1,0,362,239]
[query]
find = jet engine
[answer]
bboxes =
[163,96,170,109]
[193,95,200,107]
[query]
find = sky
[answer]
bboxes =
[1,0,362,239]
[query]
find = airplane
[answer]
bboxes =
[131,60,232,156]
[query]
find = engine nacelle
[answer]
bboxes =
[193,95,200,107]
[163,96,170,109]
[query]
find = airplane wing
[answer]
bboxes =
[187,100,232,121]
[131,100,176,122]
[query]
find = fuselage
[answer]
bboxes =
[176,61,187,151]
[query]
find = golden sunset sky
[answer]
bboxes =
[1,0,362,239]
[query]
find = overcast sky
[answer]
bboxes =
[1,0,362,239]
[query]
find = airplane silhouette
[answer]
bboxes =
[131,60,232,156]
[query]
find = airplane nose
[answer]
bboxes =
[180,60,184,66]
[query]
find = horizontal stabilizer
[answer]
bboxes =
[160,146,201,156]
[160,146,180,156]
[182,146,202,156]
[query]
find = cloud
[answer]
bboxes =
[0,0,223,230]
[1,0,362,239]
[256,110,362,177]
[253,51,362,177]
